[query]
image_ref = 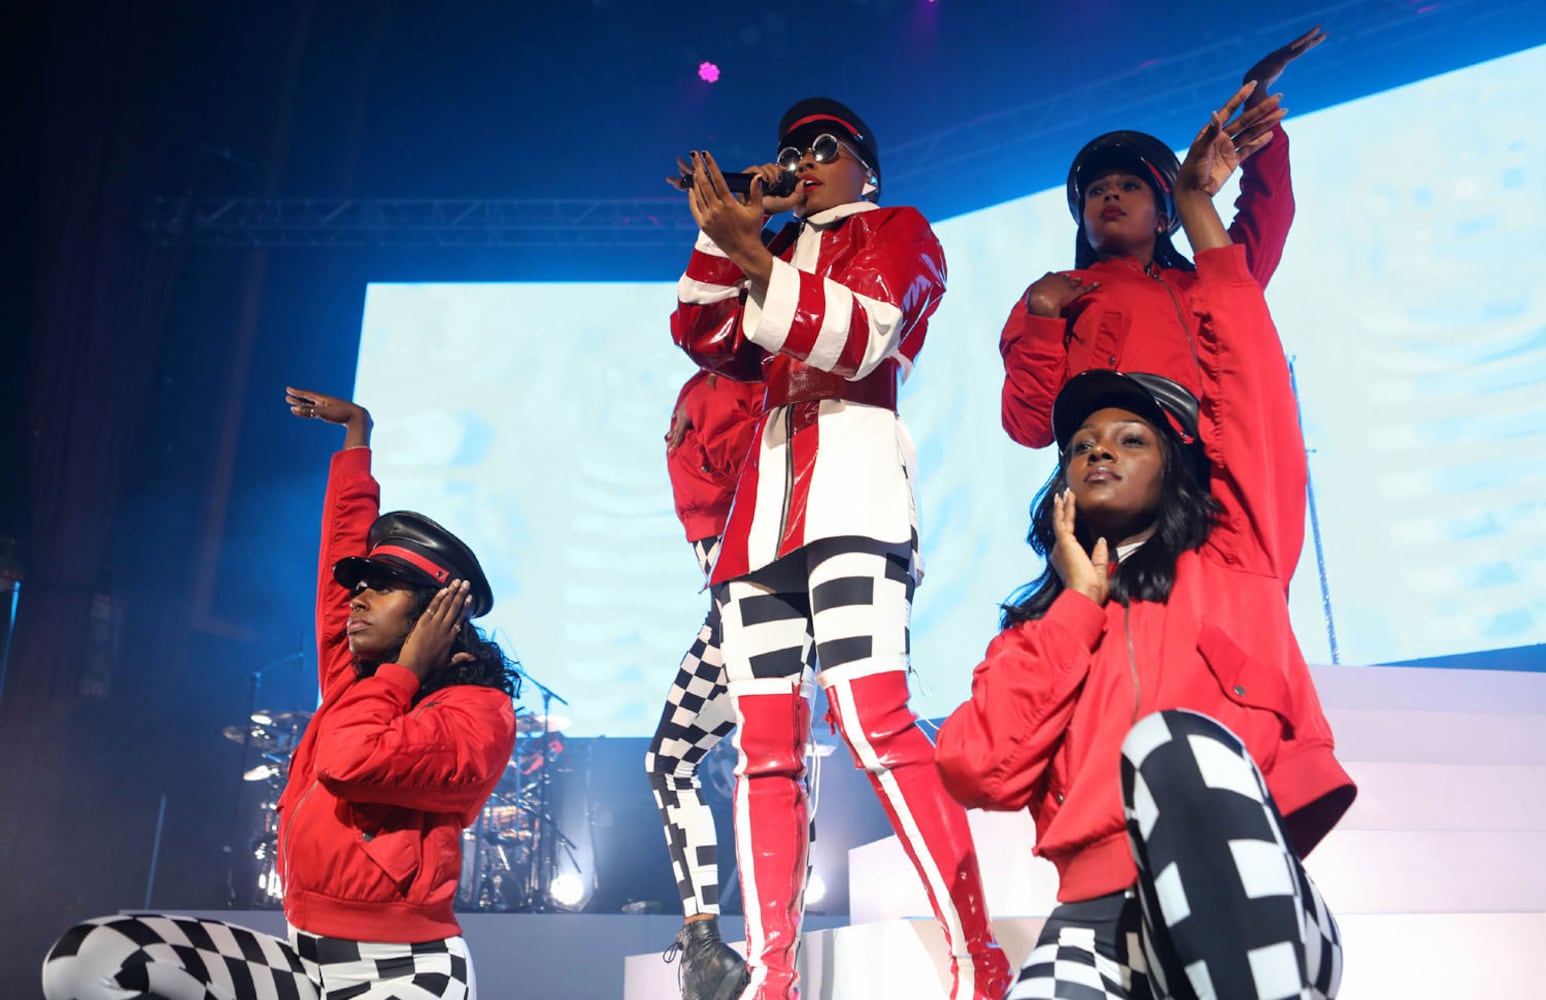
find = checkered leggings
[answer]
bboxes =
[1009,710,1342,1000]
[41,913,474,999]
[646,538,816,918]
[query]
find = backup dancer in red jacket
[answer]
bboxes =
[937,87,1356,999]
[1000,27,1325,451]
[673,97,1010,1000]
[42,389,517,1000]
[646,369,773,1000]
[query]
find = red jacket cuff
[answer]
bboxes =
[330,445,372,476]
[1042,589,1108,648]
[373,662,422,705]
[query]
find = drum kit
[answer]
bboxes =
[225,702,578,912]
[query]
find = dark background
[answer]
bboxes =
[5,0,1545,991]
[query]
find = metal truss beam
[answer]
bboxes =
[142,196,699,248]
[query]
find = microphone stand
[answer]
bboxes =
[513,662,569,911]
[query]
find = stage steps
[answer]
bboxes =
[622,664,1546,998]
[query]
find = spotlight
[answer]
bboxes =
[698,61,721,83]
[549,872,585,908]
[805,872,827,907]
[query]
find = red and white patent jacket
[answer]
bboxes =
[672,202,947,584]
[1000,125,1297,452]
[277,447,515,942]
[666,370,765,544]
[937,245,1355,906]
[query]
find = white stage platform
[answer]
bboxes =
[624,663,1546,999]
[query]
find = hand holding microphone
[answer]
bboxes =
[668,154,802,210]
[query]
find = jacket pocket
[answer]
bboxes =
[357,820,422,891]
[1069,309,1127,370]
[1196,623,1294,741]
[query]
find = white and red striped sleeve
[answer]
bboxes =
[672,232,760,375]
[676,231,747,307]
[744,208,946,380]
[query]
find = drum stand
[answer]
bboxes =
[513,662,577,912]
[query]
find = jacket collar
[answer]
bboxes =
[800,200,879,229]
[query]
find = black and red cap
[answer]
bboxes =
[1066,130,1181,235]
[778,97,880,182]
[333,511,495,618]
[1053,370,1208,484]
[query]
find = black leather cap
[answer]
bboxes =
[1066,130,1181,235]
[1053,370,1207,484]
[332,511,495,618]
[778,97,880,183]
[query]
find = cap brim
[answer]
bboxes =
[332,555,437,593]
[1052,370,1171,454]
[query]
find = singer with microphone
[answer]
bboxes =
[668,97,1011,1000]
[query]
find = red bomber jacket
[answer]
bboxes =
[666,370,764,543]
[937,244,1355,906]
[1001,125,1296,452]
[277,447,515,942]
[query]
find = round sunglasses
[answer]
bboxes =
[777,133,862,173]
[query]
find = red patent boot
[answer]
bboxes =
[729,679,812,1000]
[822,664,1012,999]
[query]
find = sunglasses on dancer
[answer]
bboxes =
[777,133,866,173]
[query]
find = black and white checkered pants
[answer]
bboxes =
[717,535,915,685]
[1009,710,1341,1000]
[645,538,817,918]
[42,912,475,999]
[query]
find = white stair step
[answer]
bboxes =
[678,912,1546,1000]
[1308,663,1546,714]
[1327,708,1546,764]
[852,813,1546,921]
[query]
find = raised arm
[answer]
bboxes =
[288,387,377,696]
[1173,83,1286,257]
[1227,27,1325,285]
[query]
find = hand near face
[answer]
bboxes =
[1024,272,1100,319]
[397,580,475,681]
[684,151,769,256]
[742,162,806,216]
[1178,83,1286,197]
[1051,490,1110,606]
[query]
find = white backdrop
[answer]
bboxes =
[357,44,1546,735]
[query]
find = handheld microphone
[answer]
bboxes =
[674,170,798,198]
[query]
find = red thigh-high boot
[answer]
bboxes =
[821,663,1012,1000]
[729,677,812,1000]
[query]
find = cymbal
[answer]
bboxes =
[223,724,296,754]
[249,709,312,728]
[514,713,570,735]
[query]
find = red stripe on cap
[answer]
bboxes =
[786,113,862,139]
[371,544,451,584]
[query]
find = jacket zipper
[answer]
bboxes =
[1152,268,1204,390]
[281,775,320,890]
[1123,602,1141,723]
[776,405,794,549]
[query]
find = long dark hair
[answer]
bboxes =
[357,588,522,702]
[1001,427,1219,629]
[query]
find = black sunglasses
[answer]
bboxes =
[777,133,858,173]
